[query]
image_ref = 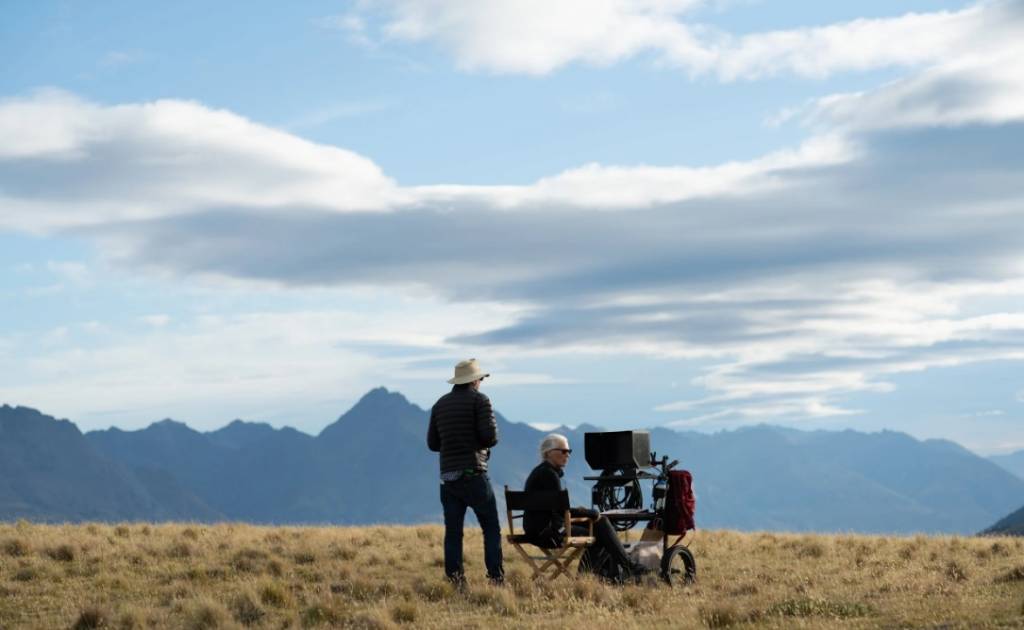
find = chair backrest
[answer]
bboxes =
[504,488,570,512]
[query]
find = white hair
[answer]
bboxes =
[539,433,569,461]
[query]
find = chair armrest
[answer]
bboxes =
[566,515,594,537]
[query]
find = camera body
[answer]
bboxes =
[584,430,651,470]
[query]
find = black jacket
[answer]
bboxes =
[427,385,498,474]
[523,461,564,544]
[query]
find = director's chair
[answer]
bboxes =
[504,486,595,581]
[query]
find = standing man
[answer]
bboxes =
[427,358,504,586]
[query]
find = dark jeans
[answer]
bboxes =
[572,516,632,568]
[440,474,504,581]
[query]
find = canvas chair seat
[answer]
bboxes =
[504,485,595,582]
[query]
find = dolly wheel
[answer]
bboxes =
[661,545,696,586]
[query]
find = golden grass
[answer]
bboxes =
[1,521,1023,629]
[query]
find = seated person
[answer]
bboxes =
[523,433,647,576]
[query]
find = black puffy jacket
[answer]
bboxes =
[427,385,498,474]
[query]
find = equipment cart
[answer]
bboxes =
[583,431,697,585]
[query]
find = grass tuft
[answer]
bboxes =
[996,566,1024,583]
[230,590,265,626]
[390,601,418,624]
[945,560,969,582]
[699,604,743,628]
[166,542,192,559]
[300,601,346,628]
[411,577,454,602]
[182,597,230,630]
[2,538,30,557]
[348,609,398,630]
[797,540,827,559]
[46,544,76,562]
[13,566,39,582]
[765,597,872,619]
[116,608,145,630]
[230,547,267,573]
[71,606,110,630]
[257,580,291,608]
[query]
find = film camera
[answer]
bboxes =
[580,430,697,585]
[583,430,677,531]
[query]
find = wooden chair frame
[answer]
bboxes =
[504,485,595,581]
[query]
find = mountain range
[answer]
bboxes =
[2,388,1023,534]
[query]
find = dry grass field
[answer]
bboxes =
[2,521,1024,629]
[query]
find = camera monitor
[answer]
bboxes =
[584,430,651,470]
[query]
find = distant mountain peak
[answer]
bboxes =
[0,405,78,434]
[207,418,280,450]
[152,418,188,428]
[349,387,417,413]
[145,418,199,435]
[360,386,406,403]
[1,404,54,419]
[318,387,425,440]
[214,418,273,431]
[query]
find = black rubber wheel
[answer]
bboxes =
[661,545,696,586]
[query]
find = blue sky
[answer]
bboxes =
[3,1,1024,454]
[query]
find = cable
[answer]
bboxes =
[592,468,643,531]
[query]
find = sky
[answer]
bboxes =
[3,1,1024,454]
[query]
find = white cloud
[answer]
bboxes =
[378,0,706,75]
[359,0,1006,80]
[25,283,66,297]
[140,315,171,327]
[79,321,106,334]
[0,90,402,231]
[668,395,860,427]
[0,300,523,430]
[486,372,581,386]
[41,326,70,348]
[0,90,854,240]
[413,133,851,209]
[4,4,1024,426]
[704,7,987,81]
[6,77,1024,425]
[808,47,1024,132]
[960,409,1005,418]
[315,13,375,48]
[47,261,92,287]
[100,50,144,68]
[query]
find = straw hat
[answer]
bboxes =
[447,358,490,385]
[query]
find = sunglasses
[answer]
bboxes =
[553,448,572,455]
